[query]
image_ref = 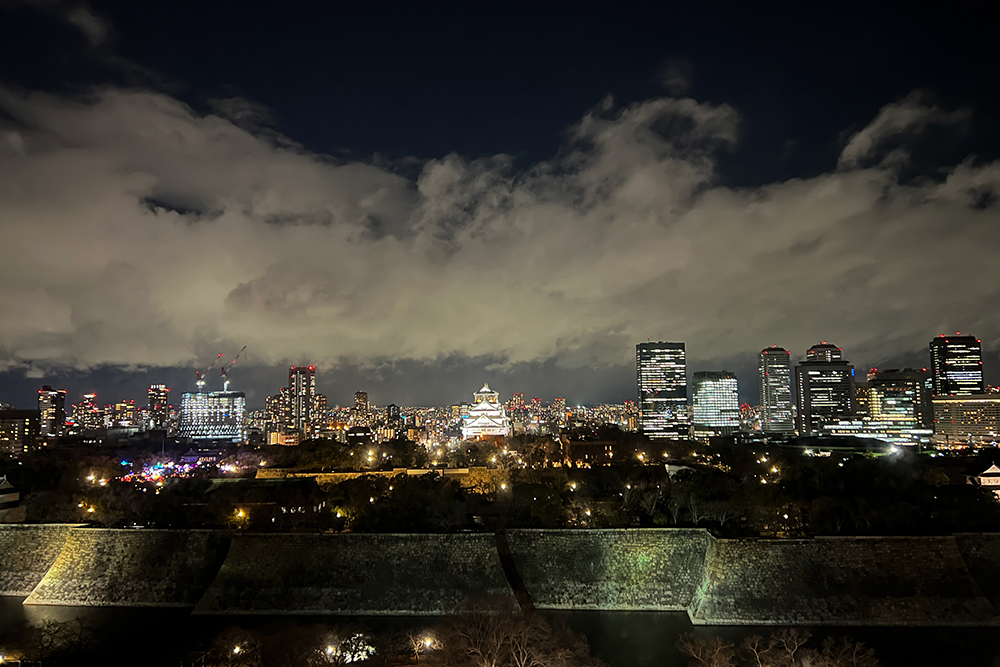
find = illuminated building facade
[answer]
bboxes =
[795,343,855,436]
[289,366,316,434]
[929,334,984,396]
[0,409,40,456]
[636,342,689,439]
[354,391,370,426]
[148,384,170,429]
[461,383,512,439]
[932,395,1000,444]
[692,371,740,437]
[37,385,66,437]
[758,346,794,434]
[868,368,933,428]
[179,391,247,443]
[72,393,104,430]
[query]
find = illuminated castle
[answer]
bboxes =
[461,383,512,440]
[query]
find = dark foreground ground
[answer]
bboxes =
[2,599,1000,667]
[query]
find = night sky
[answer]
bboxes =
[1,0,998,409]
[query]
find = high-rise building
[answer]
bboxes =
[288,366,316,434]
[795,343,855,436]
[72,393,104,430]
[692,371,740,437]
[869,368,933,428]
[758,346,794,434]
[354,391,370,426]
[179,391,247,443]
[929,334,984,396]
[37,385,66,437]
[636,342,689,439]
[147,385,170,430]
[461,383,512,439]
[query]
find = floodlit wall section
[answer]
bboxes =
[179,391,247,442]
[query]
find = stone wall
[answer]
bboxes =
[505,529,711,610]
[689,536,999,626]
[954,533,1000,608]
[193,532,515,615]
[23,529,231,607]
[10,526,1000,625]
[0,524,76,596]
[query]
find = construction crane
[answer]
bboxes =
[195,353,224,391]
[220,346,247,391]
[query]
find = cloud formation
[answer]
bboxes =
[0,86,997,384]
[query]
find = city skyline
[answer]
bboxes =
[2,333,1000,412]
[1,3,998,411]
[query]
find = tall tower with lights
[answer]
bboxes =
[758,346,794,434]
[636,341,689,439]
[288,366,317,434]
[929,334,984,396]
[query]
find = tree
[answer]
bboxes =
[438,599,604,667]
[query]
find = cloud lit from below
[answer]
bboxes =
[0,85,997,383]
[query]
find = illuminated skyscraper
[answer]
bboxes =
[37,385,66,437]
[929,334,984,396]
[636,342,688,439]
[179,391,247,442]
[869,368,933,428]
[692,371,740,437]
[288,366,316,434]
[758,346,794,434]
[354,391,370,426]
[73,393,104,430]
[147,384,170,429]
[795,343,855,436]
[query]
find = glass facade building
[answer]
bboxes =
[179,391,247,443]
[758,346,794,434]
[636,342,688,439]
[929,334,984,396]
[692,371,740,437]
[37,385,66,437]
[795,343,855,436]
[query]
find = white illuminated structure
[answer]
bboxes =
[461,383,512,439]
[179,391,247,443]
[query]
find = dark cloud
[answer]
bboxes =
[0,85,998,406]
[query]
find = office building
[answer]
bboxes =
[929,334,984,396]
[636,342,689,439]
[461,383,512,439]
[288,366,316,434]
[932,395,1000,444]
[869,368,933,428]
[795,343,855,436]
[37,386,66,437]
[178,391,247,443]
[147,384,170,429]
[692,371,740,437]
[758,346,794,434]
